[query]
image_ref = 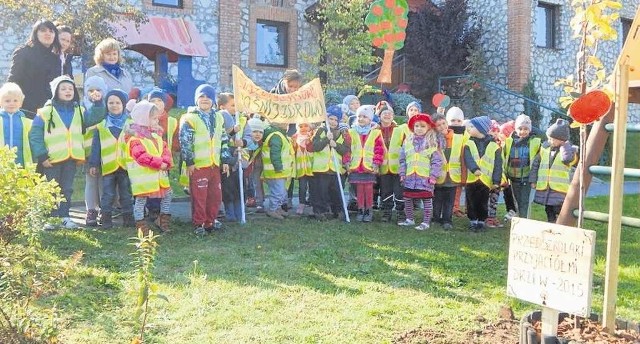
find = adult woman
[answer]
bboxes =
[7,20,62,118]
[85,38,133,94]
[56,25,74,76]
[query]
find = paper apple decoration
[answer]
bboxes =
[568,90,612,125]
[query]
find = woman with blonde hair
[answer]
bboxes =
[85,38,133,93]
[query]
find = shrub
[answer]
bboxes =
[390,92,421,116]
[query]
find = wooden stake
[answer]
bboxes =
[541,307,559,338]
[603,62,630,332]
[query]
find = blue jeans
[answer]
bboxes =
[42,159,77,218]
[100,168,133,214]
[265,178,287,212]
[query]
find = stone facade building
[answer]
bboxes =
[0,0,639,123]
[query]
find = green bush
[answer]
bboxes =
[390,93,421,116]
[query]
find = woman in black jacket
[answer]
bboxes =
[7,20,62,118]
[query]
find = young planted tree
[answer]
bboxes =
[365,0,409,84]
[304,0,379,92]
[404,0,481,101]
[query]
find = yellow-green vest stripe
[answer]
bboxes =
[404,138,435,177]
[380,125,406,174]
[447,133,466,183]
[535,146,570,193]
[96,119,130,175]
[262,131,294,179]
[504,136,541,179]
[465,140,499,187]
[349,128,381,172]
[311,131,345,174]
[0,116,32,165]
[166,116,178,150]
[40,105,85,163]
[127,134,170,196]
[181,111,224,168]
[295,140,314,177]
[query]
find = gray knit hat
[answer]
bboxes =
[546,119,570,141]
[514,114,532,131]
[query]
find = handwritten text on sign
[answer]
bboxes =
[232,65,327,124]
[507,218,596,316]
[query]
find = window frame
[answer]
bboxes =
[255,19,289,68]
[535,2,559,49]
[151,0,183,9]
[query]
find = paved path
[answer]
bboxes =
[68,181,640,225]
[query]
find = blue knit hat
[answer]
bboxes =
[406,101,422,114]
[327,104,343,122]
[105,89,128,107]
[194,84,216,105]
[147,87,168,104]
[469,116,491,136]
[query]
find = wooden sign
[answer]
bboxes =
[507,218,596,317]
[232,65,327,124]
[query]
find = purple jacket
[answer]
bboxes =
[399,135,443,192]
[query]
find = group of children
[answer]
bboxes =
[0,73,578,234]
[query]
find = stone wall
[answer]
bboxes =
[0,0,318,100]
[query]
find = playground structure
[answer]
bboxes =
[556,7,640,332]
[113,16,209,107]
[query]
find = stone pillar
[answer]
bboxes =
[507,0,532,91]
[219,0,242,89]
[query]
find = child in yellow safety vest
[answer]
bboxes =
[88,89,134,229]
[446,106,467,218]
[308,105,351,221]
[485,119,507,228]
[29,75,106,230]
[431,114,463,231]
[126,100,173,235]
[262,121,295,220]
[0,82,32,167]
[217,93,244,223]
[245,116,266,212]
[462,115,503,232]
[292,122,314,215]
[378,105,404,223]
[348,105,385,222]
[529,119,577,223]
[398,114,443,230]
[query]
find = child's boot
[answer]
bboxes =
[363,208,373,222]
[356,209,365,222]
[101,212,113,229]
[123,213,135,228]
[86,209,99,227]
[155,213,171,232]
[136,220,151,236]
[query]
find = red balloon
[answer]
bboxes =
[432,93,446,107]
[568,90,612,125]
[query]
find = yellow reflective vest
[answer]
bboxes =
[126,134,170,196]
[465,140,500,187]
[96,119,131,175]
[535,146,571,193]
[0,116,32,165]
[438,132,466,184]
[349,128,382,173]
[39,105,85,163]
[262,131,294,179]
[403,138,436,178]
[180,110,224,169]
[380,125,407,174]
[311,130,345,174]
[294,134,314,178]
[503,136,541,179]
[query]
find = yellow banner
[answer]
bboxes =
[232,65,327,124]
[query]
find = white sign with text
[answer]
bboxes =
[507,217,596,316]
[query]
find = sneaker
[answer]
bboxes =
[85,209,98,227]
[246,197,257,208]
[356,210,364,222]
[453,209,466,217]
[476,221,486,232]
[469,221,478,232]
[183,187,190,195]
[266,211,285,220]
[363,209,373,223]
[415,222,430,231]
[504,210,517,221]
[398,219,415,226]
[214,219,222,230]
[296,204,305,215]
[255,205,265,213]
[277,208,290,218]
[443,223,453,231]
[62,217,78,229]
[43,222,57,231]
[194,225,206,236]
[486,217,504,228]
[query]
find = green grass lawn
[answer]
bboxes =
[35,194,640,343]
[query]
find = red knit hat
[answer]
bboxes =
[408,113,435,132]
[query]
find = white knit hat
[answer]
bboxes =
[446,106,464,124]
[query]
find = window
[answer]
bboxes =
[152,0,183,8]
[256,20,288,67]
[621,18,633,45]
[535,3,558,48]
